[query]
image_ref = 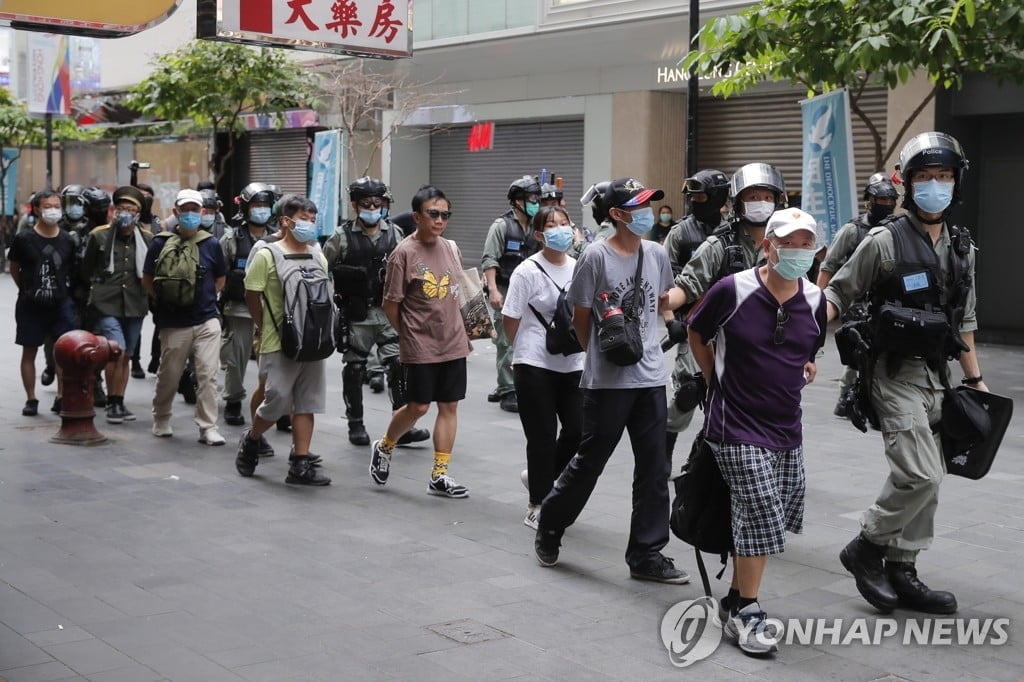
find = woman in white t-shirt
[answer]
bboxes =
[502,206,585,530]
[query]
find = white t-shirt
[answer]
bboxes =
[502,252,585,374]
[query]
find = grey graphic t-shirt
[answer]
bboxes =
[568,239,674,389]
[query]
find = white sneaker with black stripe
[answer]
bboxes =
[427,473,468,498]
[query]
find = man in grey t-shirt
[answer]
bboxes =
[535,178,689,585]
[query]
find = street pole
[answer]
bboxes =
[685,0,700,177]
[44,113,53,190]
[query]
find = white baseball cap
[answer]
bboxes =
[766,208,818,239]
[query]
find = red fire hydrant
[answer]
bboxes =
[51,330,121,446]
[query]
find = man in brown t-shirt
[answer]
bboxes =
[370,185,473,498]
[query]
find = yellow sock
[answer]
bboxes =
[431,451,451,479]
[380,435,397,454]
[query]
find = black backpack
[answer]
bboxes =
[526,260,583,356]
[670,432,733,595]
[263,243,337,362]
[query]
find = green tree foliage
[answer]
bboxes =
[682,0,1024,166]
[126,40,320,184]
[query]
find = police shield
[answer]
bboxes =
[941,386,1014,480]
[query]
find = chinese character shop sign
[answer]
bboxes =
[201,0,411,58]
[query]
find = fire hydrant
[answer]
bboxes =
[51,330,121,446]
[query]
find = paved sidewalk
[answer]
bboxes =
[0,272,1021,681]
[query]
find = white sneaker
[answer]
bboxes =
[520,468,529,491]
[199,426,226,446]
[724,602,779,655]
[523,505,540,530]
[152,418,173,437]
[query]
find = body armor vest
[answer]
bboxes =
[496,210,538,287]
[223,228,259,302]
[669,215,716,274]
[336,221,398,308]
[712,221,755,281]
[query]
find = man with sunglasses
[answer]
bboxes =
[687,208,826,655]
[370,186,473,499]
[325,177,429,447]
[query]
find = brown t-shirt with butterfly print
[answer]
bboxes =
[383,234,473,364]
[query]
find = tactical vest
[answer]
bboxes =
[669,215,716,274]
[337,220,398,307]
[222,228,260,302]
[712,221,755,281]
[496,210,538,287]
[868,215,972,368]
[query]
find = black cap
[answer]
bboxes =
[604,178,665,210]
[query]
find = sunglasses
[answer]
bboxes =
[773,306,790,345]
[422,209,452,220]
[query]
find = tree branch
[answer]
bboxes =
[882,85,939,164]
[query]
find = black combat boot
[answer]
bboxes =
[343,362,368,445]
[885,562,958,614]
[348,420,370,446]
[839,534,899,612]
[224,400,245,426]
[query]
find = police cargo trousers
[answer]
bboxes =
[860,373,945,563]
[153,318,222,432]
[220,314,254,403]
[539,386,670,569]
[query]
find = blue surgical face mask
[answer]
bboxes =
[113,212,135,231]
[625,206,655,237]
[291,219,318,243]
[65,204,85,220]
[772,247,817,281]
[178,211,201,232]
[912,179,954,214]
[525,201,540,218]
[200,213,216,228]
[249,207,271,225]
[543,226,574,253]
[359,209,383,226]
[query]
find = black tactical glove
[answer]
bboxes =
[666,318,688,344]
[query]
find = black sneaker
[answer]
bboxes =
[288,446,322,466]
[397,427,430,446]
[22,399,39,416]
[106,403,124,424]
[535,528,562,567]
[235,431,260,477]
[257,435,275,458]
[487,389,502,403]
[51,397,62,414]
[130,359,146,379]
[499,393,518,413]
[121,404,136,422]
[427,474,469,498]
[224,401,245,426]
[629,554,691,584]
[369,440,392,485]
[40,366,55,386]
[286,457,331,486]
[276,415,292,432]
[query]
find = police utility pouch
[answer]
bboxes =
[596,248,645,367]
[332,264,370,322]
[874,303,949,359]
[941,386,1014,480]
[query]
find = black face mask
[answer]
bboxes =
[868,203,894,224]
[692,201,724,225]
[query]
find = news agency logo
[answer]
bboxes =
[660,600,1010,667]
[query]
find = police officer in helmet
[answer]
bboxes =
[827,132,986,616]
[818,172,899,417]
[661,169,730,462]
[324,177,430,447]
[481,175,543,412]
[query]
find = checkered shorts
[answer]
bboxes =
[712,442,805,556]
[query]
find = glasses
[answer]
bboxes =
[357,199,383,209]
[423,209,452,220]
[910,170,955,183]
[773,306,789,345]
[115,204,140,214]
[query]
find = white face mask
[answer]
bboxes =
[40,208,63,225]
[743,200,775,224]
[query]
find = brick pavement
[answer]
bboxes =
[0,272,1021,681]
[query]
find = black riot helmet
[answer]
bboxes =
[199,189,222,210]
[897,132,968,210]
[682,169,729,222]
[60,184,88,207]
[83,186,111,225]
[863,172,898,201]
[348,176,388,203]
[581,180,611,224]
[540,183,563,201]
[730,163,786,205]
[238,182,276,212]
[507,175,541,204]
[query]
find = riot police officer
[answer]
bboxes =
[481,175,543,413]
[324,177,429,447]
[219,182,277,427]
[818,172,899,417]
[669,163,787,312]
[200,189,229,239]
[660,169,730,461]
[539,183,563,208]
[827,132,984,616]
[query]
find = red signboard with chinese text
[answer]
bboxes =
[199,0,411,59]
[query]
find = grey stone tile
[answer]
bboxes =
[0,660,82,682]
[40,639,135,676]
[0,623,55,670]
[24,627,95,647]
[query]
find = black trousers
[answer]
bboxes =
[539,386,670,568]
[513,364,583,506]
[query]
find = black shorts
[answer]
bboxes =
[404,358,467,405]
[15,298,75,348]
